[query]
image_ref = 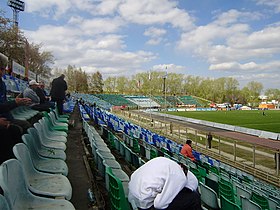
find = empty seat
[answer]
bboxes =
[24,128,66,160]
[106,167,131,210]
[13,143,72,200]
[0,159,75,210]
[241,195,262,210]
[200,182,220,210]
[22,134,68,175]
[0,194,10,210]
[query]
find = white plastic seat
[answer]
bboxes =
[28,126,66,151]
[200,182,220,210]
[22,134,68,176]
[241,195,262,210]
[0,159,75,210]
[0,194,10,210]
[34,122,67,143]
[25,128,66,160]
[13,143,72,200]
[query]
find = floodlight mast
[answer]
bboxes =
[7,0,25,27]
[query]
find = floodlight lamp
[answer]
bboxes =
[7,0,25,12]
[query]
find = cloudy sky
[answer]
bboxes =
[1,0,280,90]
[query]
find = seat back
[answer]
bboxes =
[0,159,29,210]
[200,182,220,209]
[12,143,37,178]
[0,194,10,210]
[251,191,269,210]
[205,176,219,195]
[241,195,262,210]
[105,167,131,210]
[27,127,43,150]
[220,195,241,210]
[236,185,251,203]
[219,180,235,202]
[22,134,41,161]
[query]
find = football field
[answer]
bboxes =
[168,110,280,133]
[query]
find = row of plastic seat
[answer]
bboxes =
[77,99,280,210]
[82,119,135,210]
[0,109,75,209]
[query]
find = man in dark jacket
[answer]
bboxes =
[50,74,67,115]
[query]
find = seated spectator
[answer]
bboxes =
[181,139,196,161]
[35,81,55,109]
[23,80,52,112]
[0,65,32,133]
[128,157,201,210]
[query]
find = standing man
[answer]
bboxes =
[207,132,213,149]
[128,157,201,210]
[50,74,67,115]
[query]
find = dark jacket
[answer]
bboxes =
[50,76,67,100]
[0,79,16,119]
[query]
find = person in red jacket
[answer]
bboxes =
[181,139,195,161]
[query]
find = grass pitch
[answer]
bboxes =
[168,110,280,133]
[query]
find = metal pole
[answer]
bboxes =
[234,141,236,161]
[276,150,279,176]
[253,145,256,168]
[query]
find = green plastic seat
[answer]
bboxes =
[150,147,158,159]
[105,167,131,210]
[43,115,68,133]
[218,180,235,203]
[251,191,270,210]
[0,159,75,210]
[48,112,68,132]
[13,143,72,200]
[40,117,67,137]
[220,195,241,210]
[132,138,140,153]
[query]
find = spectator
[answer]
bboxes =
[207,132,213,149]
[128,157,201,210]
[0,65,32,133]
[23,80,52,112]
[181,139,195,161]
[50,74,67,115]
[35,81,55,109]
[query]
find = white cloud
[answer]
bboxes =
[118,0,194,30]
[25,0,72,19]
[144,27,166,45]
[209,61,280,73]
[255,0,280,13]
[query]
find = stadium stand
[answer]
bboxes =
[95,93,137,108]
[125,95,160,108]
[76,96,280,209]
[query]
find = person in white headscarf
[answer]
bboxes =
[128,157,201,210]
